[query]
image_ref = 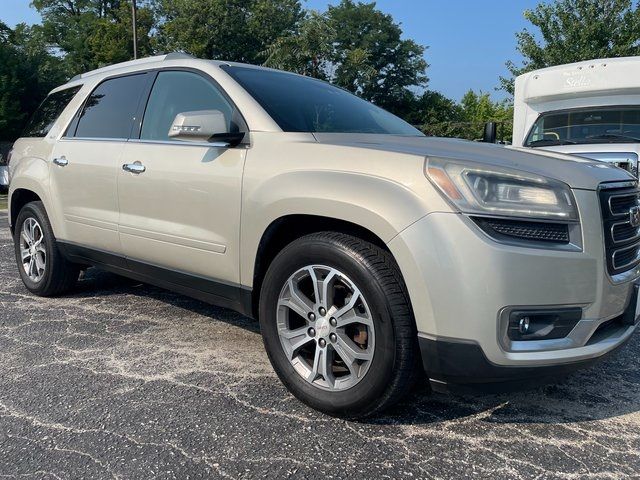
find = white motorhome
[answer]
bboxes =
[513,56,640,176]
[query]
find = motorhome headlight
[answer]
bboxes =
[425,157,578,221]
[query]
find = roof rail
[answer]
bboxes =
[164,52,195,60]
[68,52,197,82]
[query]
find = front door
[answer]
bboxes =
[117,70,246,286]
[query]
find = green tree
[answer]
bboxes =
[502,0,640,94]
[458,90,513,141]
[32,0,155,75]
[262,11,336,78]
[405,90,464,137]
[0,21,66,141]
[326,0,428,116]
[154,0,304,64]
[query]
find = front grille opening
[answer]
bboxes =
[612,222,640,243]
[613,244,640,270]
[473,217,570,244]
[599,184,640,275]
[610,193,639,215]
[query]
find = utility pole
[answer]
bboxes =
[131,0,138,59]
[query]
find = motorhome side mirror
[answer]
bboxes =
[168,110,244,146]
[483,122,498,143]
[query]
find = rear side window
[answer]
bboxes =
[140,71,234,141]
[74,74,149,139]
[22,86,81,137]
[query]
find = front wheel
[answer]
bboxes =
[259,232,420,418]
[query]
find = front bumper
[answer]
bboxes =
[419,310,636,393]
[388,189,638,385]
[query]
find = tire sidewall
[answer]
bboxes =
[260,236,398,416]
[14,203,56,294]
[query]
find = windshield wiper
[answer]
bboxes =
[584,133,640,143]
[527,138,577,147]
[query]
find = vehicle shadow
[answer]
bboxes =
[71,267,640,426]
[370,337,640,426]
[69,267,261,334]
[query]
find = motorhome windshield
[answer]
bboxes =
[525,107,640,147]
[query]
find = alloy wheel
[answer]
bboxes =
[20,217,46,283]
[276,265,375,391]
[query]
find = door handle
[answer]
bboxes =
[122,162,146,174]
[53,157,68,167]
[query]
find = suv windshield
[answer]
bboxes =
[221,65,423,136]
[526,107,640,147]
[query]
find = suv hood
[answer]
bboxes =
[312,134,635,190]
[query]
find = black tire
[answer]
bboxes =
[14,201,79,296]
[259,232,420,419]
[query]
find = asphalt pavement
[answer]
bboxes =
[0,211,639,479]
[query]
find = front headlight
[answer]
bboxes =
[425,157,578,221]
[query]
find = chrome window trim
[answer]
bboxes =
[58,137,242,149]
[59,137,127,143]
[128,138,233,148]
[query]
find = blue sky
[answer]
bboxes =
[2,0,546,101]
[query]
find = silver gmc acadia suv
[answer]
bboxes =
[7,54,639,418]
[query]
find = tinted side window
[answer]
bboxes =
[22,86,81,137]
[75,74,149,139]
[141,71,233,141]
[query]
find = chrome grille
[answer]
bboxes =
[599,184,640,275]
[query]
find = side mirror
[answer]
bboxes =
[168,110,244,146]
[482,122,498,143]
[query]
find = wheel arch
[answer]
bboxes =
[10,188,44,234]
[248,214,407,319]
[8,154,55,235]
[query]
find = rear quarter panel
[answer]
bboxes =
[8,138,57,233]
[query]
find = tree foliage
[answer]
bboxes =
[262,11,336,78]
[154,0,304,64]
[327,0,427,114]
[263,0,428,117]
[502,0,640,94]
[0,0,515,143]
[32,0,154,74]
[0,21,66,140]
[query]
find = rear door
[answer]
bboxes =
[117,69,247,286]
[50,72,152,254]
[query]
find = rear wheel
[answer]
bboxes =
[259,232,419,418]
[14,201,79,296]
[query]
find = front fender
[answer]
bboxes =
[240,169,431,286]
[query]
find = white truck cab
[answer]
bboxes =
[513,56,640,177]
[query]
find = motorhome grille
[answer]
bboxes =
[599,184,640,275]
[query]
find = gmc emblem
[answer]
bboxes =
[630,206,640,228]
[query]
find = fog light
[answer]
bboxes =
[508,308,581,341]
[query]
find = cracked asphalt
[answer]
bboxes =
[0,210,639,479]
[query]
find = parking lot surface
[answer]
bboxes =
[0,211,639,479]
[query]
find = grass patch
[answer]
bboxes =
[0,194,7,211]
